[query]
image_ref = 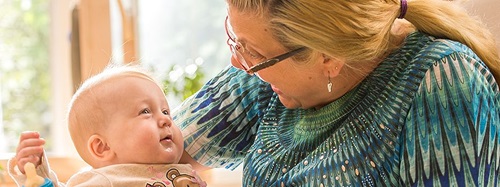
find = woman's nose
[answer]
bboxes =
[230,56,244,70]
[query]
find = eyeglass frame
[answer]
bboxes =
[224,16,306,75]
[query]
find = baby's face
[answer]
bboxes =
[99,76,184,164]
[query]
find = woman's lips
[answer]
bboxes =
[271,85,283,94]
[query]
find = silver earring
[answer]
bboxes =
[327,75,333,93]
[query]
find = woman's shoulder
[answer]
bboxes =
[397,31,492,82]
[407,31,480,64]
[413,32,496,83]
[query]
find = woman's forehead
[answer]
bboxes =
[227,10,277,48]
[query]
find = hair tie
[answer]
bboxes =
[398,0,408,19]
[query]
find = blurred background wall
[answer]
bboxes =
[464,0,500,50]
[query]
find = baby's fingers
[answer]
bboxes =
[16,131,45,151]
[16,155,42,174]
[16,145,44,174]
[16,144,44,159]
[15,131,45,174]
[18,131,40,141]
[16,137,45,154]
[16,145,44,173]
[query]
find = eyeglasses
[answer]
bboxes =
[224,16,305,75]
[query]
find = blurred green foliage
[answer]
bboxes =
[0,0,52,152]
[162,62,205,101]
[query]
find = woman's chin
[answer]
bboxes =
[278,96,301,109]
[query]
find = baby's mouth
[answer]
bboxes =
[161,134,172,142]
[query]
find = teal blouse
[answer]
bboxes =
[173,32,499,186]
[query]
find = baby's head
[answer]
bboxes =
[67,64,184,168]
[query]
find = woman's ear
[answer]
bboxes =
[87,134,114,162]
[321,54,344,78]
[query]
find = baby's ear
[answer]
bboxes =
[87,135,114,162]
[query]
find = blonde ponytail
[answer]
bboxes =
[404,0,500,83]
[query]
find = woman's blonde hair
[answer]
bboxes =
[227,0,500,83]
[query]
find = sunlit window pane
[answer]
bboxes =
[135,0,230,107]
[0,0,52,155]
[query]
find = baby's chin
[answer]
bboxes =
[159,148,182,163]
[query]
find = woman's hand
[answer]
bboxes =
[15,131,45,174]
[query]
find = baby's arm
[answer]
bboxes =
[8,131,63,187]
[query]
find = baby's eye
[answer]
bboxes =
[140,108,151,114]
[162,109,170,115]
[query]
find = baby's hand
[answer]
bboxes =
[15,131,45,174]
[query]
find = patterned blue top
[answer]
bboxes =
[173,32,499,186]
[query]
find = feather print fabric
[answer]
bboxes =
[174,32,499,186]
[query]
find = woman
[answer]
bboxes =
[174,0,500,186]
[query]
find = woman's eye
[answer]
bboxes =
[247,51,264,60]
[140,108,151,114]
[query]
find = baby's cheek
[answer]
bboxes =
[176,137,184,148]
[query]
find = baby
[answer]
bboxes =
[8,64,206,187]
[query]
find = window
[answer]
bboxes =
[134,0,230,107]
[1,0,230,157]
[0,0,52,156]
